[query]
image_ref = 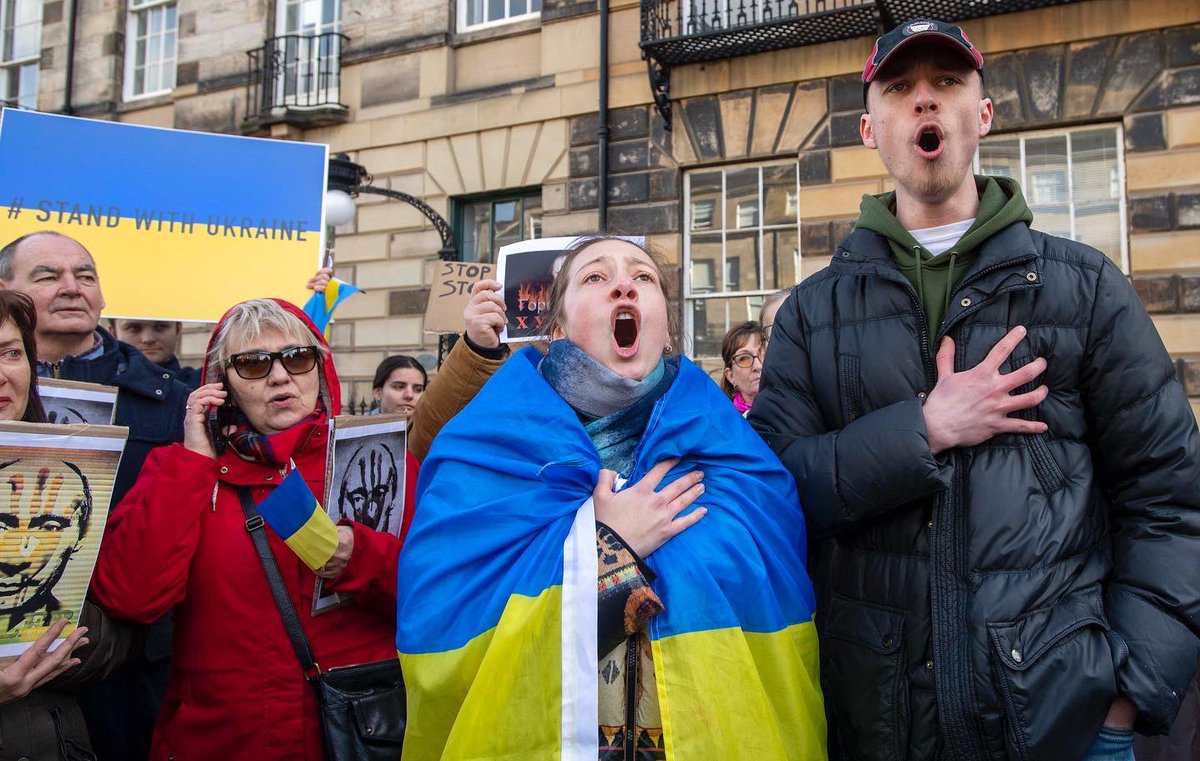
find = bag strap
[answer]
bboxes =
[236,486,321,679]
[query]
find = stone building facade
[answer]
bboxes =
[13,0,1200,417]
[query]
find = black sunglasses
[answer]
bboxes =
[225,345,320,380]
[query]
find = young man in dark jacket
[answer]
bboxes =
[749,19,1200,761]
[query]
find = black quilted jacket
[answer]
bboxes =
[749,221,1200,761]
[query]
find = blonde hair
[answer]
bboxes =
[206,299,327,381]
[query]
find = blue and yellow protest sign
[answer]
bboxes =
[0,110,326,321]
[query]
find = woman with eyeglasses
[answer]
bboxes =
[721,321,766,416]
[91,298,415,761]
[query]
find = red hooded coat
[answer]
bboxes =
[91,299,416,761]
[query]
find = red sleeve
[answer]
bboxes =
[90,444,215,624]
[325,452,419,613]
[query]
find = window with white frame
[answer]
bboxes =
[684,161,800,358]
[125,0,177,100]
[977,123,1127,272]
[456,191,543,263]
[459,0,541,33]
[273,0,342,107]
[1,0,41,109]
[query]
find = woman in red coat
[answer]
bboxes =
[91,298,416,761]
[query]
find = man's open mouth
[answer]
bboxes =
[915,125,944,158]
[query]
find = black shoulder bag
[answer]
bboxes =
[237,487,406,760]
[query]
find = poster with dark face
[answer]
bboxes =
[315,415,407,614]
[324,415,407,538]
[496,237,576,344]
[496,235,649,344]
[37,379,119,426]
[0,422,127,657]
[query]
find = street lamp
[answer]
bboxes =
[323,154,460,366]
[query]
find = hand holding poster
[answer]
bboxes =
[0,422,128,657]
[0,110,327,322]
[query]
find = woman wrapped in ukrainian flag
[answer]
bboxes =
[396,235,826,761]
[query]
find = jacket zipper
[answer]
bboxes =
[624,633,639,761]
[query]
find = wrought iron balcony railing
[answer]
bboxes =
[244,32,349,130]
[640,0,1087,129]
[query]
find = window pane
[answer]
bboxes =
[724,168,758,234]
[10,23,38,60]
[1071,128,1119,204]
[460,201,490,263]
[764,229,798,291]
[17,61,35,108]
[690,171,722,230]
[487,0,505,21]
[979,138,1019,180]
[1075,204,1121,258]
[725,231,759,291]
[762,164,796,226]
[1025,135,1068,207]
[521,197,542,240]
[692,296,755,358]
[530,0,541,9]
[15,0,39,24]
[509,0,526,15]
[689,234,721,294]
[466,0,484,26]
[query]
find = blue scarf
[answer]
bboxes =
[538,339,677,476]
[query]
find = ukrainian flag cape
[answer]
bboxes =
[396,347,825,761]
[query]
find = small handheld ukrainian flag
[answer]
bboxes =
[255,469,339,571]
[303,278,363,336]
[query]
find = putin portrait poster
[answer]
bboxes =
[0,422,127,657]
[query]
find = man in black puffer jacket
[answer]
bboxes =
[749,19,1200,761]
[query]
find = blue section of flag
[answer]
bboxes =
[0,110,325,228]
[302,278,362,333]
[255,469,319,539]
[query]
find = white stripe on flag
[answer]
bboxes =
[561,497,599,760]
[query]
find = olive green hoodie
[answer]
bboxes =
[854,175,1033,333]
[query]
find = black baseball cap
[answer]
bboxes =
[862,19,984,105]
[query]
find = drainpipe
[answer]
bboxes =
[63,0,79,113]
[597,0,609,231]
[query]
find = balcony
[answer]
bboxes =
[640,0,1088,129]
[243,32,350,132]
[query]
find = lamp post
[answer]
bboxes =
[324,153,459,368]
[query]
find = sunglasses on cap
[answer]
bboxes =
[225,345,320,380]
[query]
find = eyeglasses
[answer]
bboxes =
[730,352,764,369]
[762,323,774,342]
[225,346,320,380]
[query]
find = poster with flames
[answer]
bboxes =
[496,236,645,344]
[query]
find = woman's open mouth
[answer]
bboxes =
[915,124,945,160]
[612,306,641,358]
